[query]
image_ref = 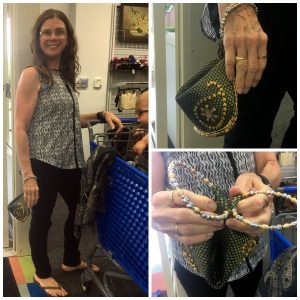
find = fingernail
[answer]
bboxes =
[226,219,232,227]
[244,89,250,94]
[208,201,217,212]
[217,220,225,227]
[237,89,243,94]
[207,233,214,239]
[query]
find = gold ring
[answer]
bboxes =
[168,190,176,207]
[258,55,267,59]
[174,223,181,236]
[236,56,247,63]
[261,194,269,209]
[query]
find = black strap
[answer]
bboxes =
[64,81,79,168]
[226,152,239,180]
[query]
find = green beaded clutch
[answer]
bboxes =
[7,193,30,222]
[176,46,238,137]
[178,196,259,290]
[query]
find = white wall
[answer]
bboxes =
[75,4,113,159]
[40,3,71,16]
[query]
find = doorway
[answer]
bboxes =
[3,3,14,248]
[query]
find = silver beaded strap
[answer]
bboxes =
[219,3,259,39]
[168,160,297,231]
[176,187,229,221]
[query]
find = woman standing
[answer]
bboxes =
[15,9,122,296]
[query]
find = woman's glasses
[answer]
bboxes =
[40,28,67,38]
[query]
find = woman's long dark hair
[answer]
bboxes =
[31,9,80,91]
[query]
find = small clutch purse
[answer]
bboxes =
[176,45,238,137]
[7,193,30,222]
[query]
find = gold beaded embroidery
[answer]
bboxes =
[176,42,238,137]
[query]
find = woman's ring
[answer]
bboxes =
[174,223,181,236]
[236,56,247,63]
[168,190,176,207]
[261,194,269,209]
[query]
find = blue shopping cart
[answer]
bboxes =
[88,118,148,171]
[80,120,148,296]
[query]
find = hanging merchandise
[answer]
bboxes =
[107,4,148,119]
[110,55,148,71]
[120,91,137,110]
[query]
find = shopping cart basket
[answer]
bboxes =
[87,118,148,172]
[80,120,148,296]
[269,184,297,260]
[269,212,297,261]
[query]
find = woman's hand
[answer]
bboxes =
[226,173,273,236]
[152,189,224,245]
[221,4,268,94]
[23,177,39,208]
[102,111,124,133]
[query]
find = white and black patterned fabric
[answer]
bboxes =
[200,3,220,42]
[257,246,297,297]
[162,152,267,288]
[28,69,85,169]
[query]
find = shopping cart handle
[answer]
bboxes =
[120,117,138,123]
[276,186,297,194]
[87,119,104,127]
[87,118,138,127]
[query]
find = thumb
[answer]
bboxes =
[190,192,217,213]
[170,189,218,212]
[229,185,243,197]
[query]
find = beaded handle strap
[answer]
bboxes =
[168,160,297,231]
[22,175,37,184]
[219,3,259,39]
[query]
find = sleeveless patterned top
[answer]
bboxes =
[28,69,85,169]
[162,152,267,283]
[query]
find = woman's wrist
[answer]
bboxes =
[257,174,272,188]
[21,169,34,178]
[219,3,259,39]
[96,111,106,122]
[23,174,37,184]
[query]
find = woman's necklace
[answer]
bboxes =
[168,160,297,230]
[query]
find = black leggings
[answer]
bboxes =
[224,4,296,148]
[175,259,263,297]
[29,159,82,278]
